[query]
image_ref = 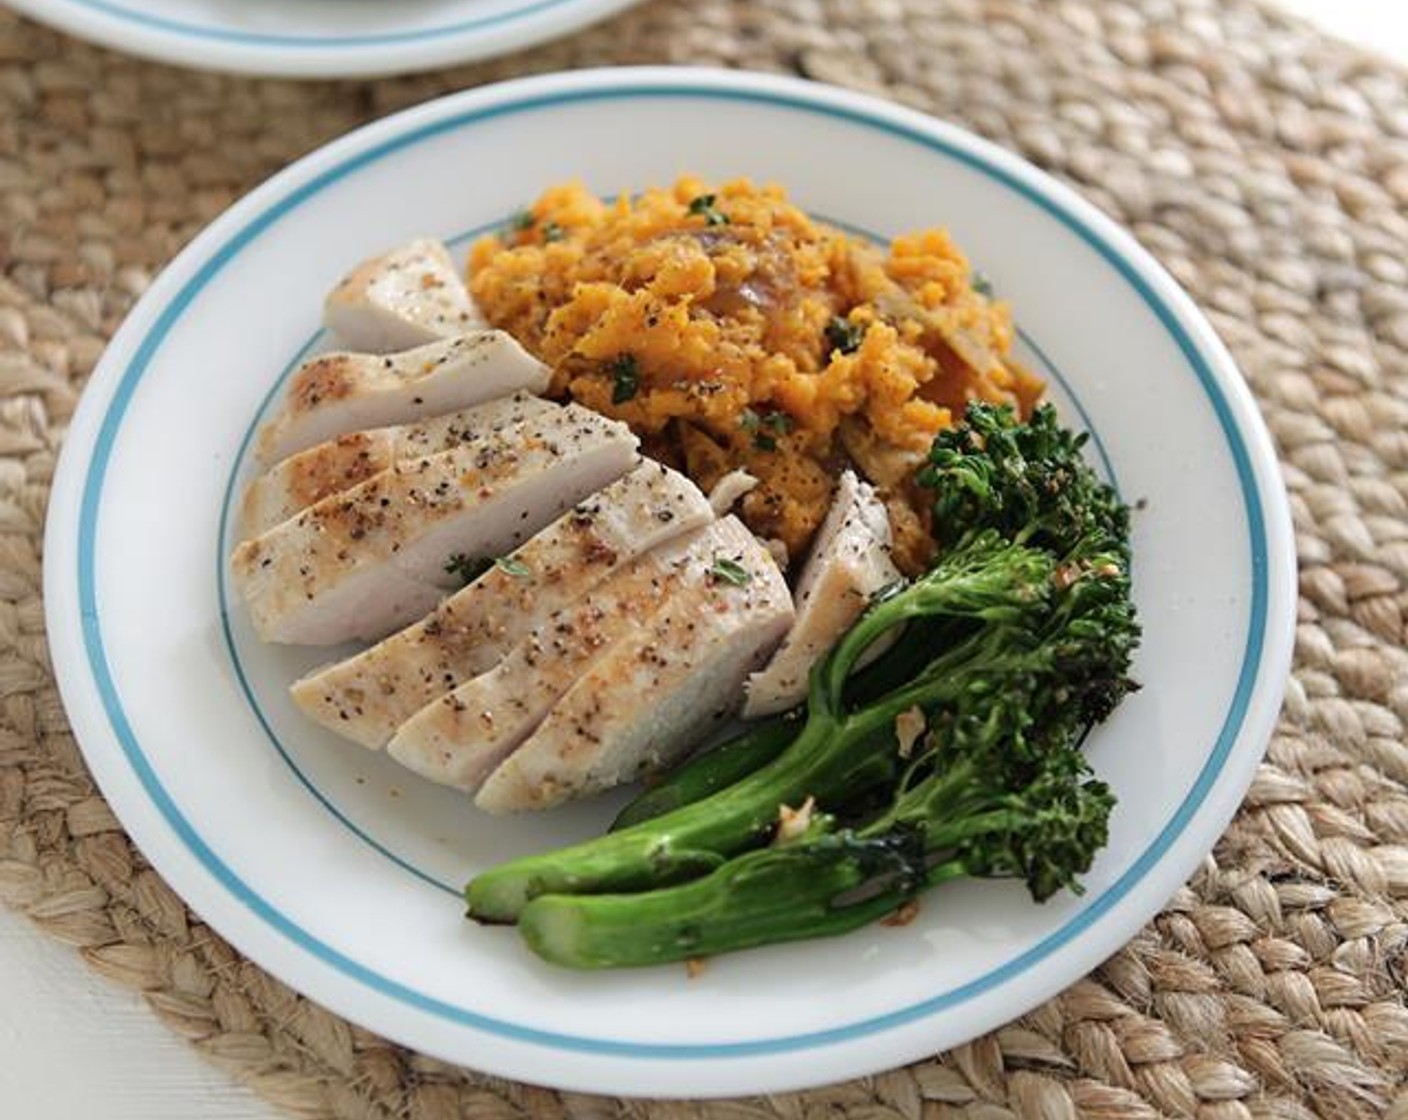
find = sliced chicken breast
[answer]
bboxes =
[323,239,486,353]
[255,332,550,468]
[475,516,793,814]
[384,521,738,791]
[230,405,638,646]
[742,470,901,718]
[288,461,714,749]
[238,394,557,541]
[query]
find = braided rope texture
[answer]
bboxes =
[3,1,1407,1116]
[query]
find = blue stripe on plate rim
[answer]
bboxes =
[46,0,616,48]
[211,215,1124,901]
[76,83,1269,1059]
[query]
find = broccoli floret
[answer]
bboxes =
[918,401,1129,562]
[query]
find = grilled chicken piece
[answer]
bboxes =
[323,239,486,353]
[239,394,557,540]
[230,405,638,646]
[384,520,738,791]
[742,471,900,718]
[288,462,713,749]
[475,516,793,814]
[255,332,550,468]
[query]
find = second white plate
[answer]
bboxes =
[6,0,644,77]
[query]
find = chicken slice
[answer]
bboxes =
[255,332,550,468]
[230,405,638,646]
[475,516,793,814]
[238,394,557,541]
[323,239,486,353]
[384,520,739,791]
[288,461,713,749]
[741,470,901,719]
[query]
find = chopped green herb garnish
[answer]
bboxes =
[687,194,729,226]
[447,554,529,583]
[445,553,493,586]
[972,271,994,297]
[610,354,641,404]
[541,221,566,243]
[825,316,865,355]
[740,407,791,451]
[508,209,535,234]
[495,556,531,578]
[708,557,752,586]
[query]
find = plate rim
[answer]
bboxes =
[41,66,1298,1095]
[5,0,646,78]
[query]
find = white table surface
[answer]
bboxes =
[4,3,1402,1117]
[0,903,274,1119]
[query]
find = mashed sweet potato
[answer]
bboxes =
[469,176,1042,572]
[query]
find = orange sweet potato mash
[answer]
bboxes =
[469,176,1043,572]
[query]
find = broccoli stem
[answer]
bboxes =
[520,844,967,968]
[610,717,800,832]
[468,711,893,922]
[517,781,1030,969]
[517,755,1113,969]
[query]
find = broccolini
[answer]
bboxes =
[465,403,1140,965]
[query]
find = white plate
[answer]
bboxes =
[6,0,643,78]
[43,68,1296,1097]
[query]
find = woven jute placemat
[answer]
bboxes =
[3,1,1407,1116]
